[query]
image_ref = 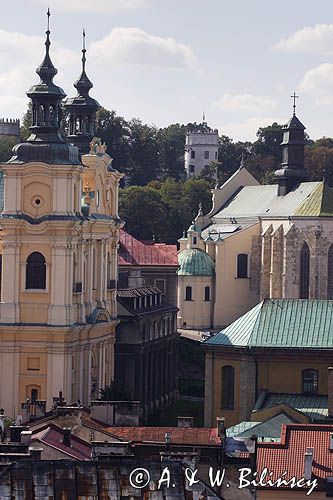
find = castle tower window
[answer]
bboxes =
[204,151,209,159]
[221,365,235,409]
[236,253,249,278]
[189,165,195,173]
[26,252,46,289]
[204,286,210,301]
[300,242,310,299]
[328,245,333,299]
[185,286,192,301]
[191,150,195,159]
[302,369,318,394]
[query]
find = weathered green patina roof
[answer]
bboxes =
[254,392,328,421]
[205,299,333,348]
[177,248,214,276]
[227,413,295,441]
[294,182,333,216]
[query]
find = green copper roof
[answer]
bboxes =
[255,392,328,421]
[205,299,333,349]
[177,248,214,276]
[294,182,333,216]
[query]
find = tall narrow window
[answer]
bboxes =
[26,252,46,289]
[300,242,310,299]
[221,365,235,409]
[328,245,333,299]
[31,388,38,403]
[191,150,195,159]
[302,369,318,394]
[204,286,210,301]
[204,151,209,159]
[185,286,192,301]
[189,165,195,173]
[237,254,248,278]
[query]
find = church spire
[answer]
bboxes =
[26,8,66,143]
[8,10,80,164]
[64,29,100,154]
[274,94,308,196]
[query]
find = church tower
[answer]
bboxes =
[0,12,123,417]
[64,30,100,154]
[274,95,308,196]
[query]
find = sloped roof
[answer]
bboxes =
[205,299,333,349]
[32,424,91,460]
[257,424,333,488]
[107,426,221,446]
[255,392,328,421]
[118,230,178,267]
[213,181,322,220]
[294,182,333,216]
[227,413,295,442]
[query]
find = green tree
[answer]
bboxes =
[20,102,32,141]
[157,123,186,179]
[95,108,130,172]
[99,380,132,401]
[0,137,17,162]
[119,185,168,240]
[126,119,160,185]
[253,122,283,159]
[183,178,212,219]
[305,146,333,184]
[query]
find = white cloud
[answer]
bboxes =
[0,29,77,119]
[89,27,198,70]
[214,93,277,114]
[32,0,147,13]
[221,116,284,142]
[275,24,333,54]
[299,63,333,93]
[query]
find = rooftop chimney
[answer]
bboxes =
[328,368,333,418]
[304,447,314,480]
[177,416,193,428]
[62,428,71,447]
[9,425,28,443]
[216,417,225,439]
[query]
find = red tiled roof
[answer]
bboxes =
[118,230,178,267]
[106,426,221,446]
[32,424,91,460]
[257,424,333,487]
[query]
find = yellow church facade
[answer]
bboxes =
[0,16,123,417]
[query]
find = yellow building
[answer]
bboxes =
[203,299,333,428]
[178,112,333,330]
[0,18,123,417]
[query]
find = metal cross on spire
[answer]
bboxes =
[82,28,87,71]
[291,92,299,116]
[47,7,50,31]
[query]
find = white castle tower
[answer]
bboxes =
[184,119,219,177]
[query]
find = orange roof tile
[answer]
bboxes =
[106,426,221,446]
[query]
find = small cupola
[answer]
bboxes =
[274,93,308,196]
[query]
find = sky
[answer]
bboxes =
[3,0,333,141]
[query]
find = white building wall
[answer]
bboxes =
[185,129,219,177]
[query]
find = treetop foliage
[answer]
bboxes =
[11,104,333,242]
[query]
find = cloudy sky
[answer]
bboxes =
[3,0,333,141]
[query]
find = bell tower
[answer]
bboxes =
[274,93,308,196]
[64,30,100,154]
[0,12,122,417]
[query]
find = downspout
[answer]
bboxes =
[247,346,258,402]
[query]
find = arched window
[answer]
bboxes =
[237,254,248,278]
[302,369,318,394]
[300,243,310,298]
[26,252,46,289]
[221,365,235,409]
[328,245,333,299]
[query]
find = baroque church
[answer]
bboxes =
[0,15,123,416]
[177,108,333,329]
